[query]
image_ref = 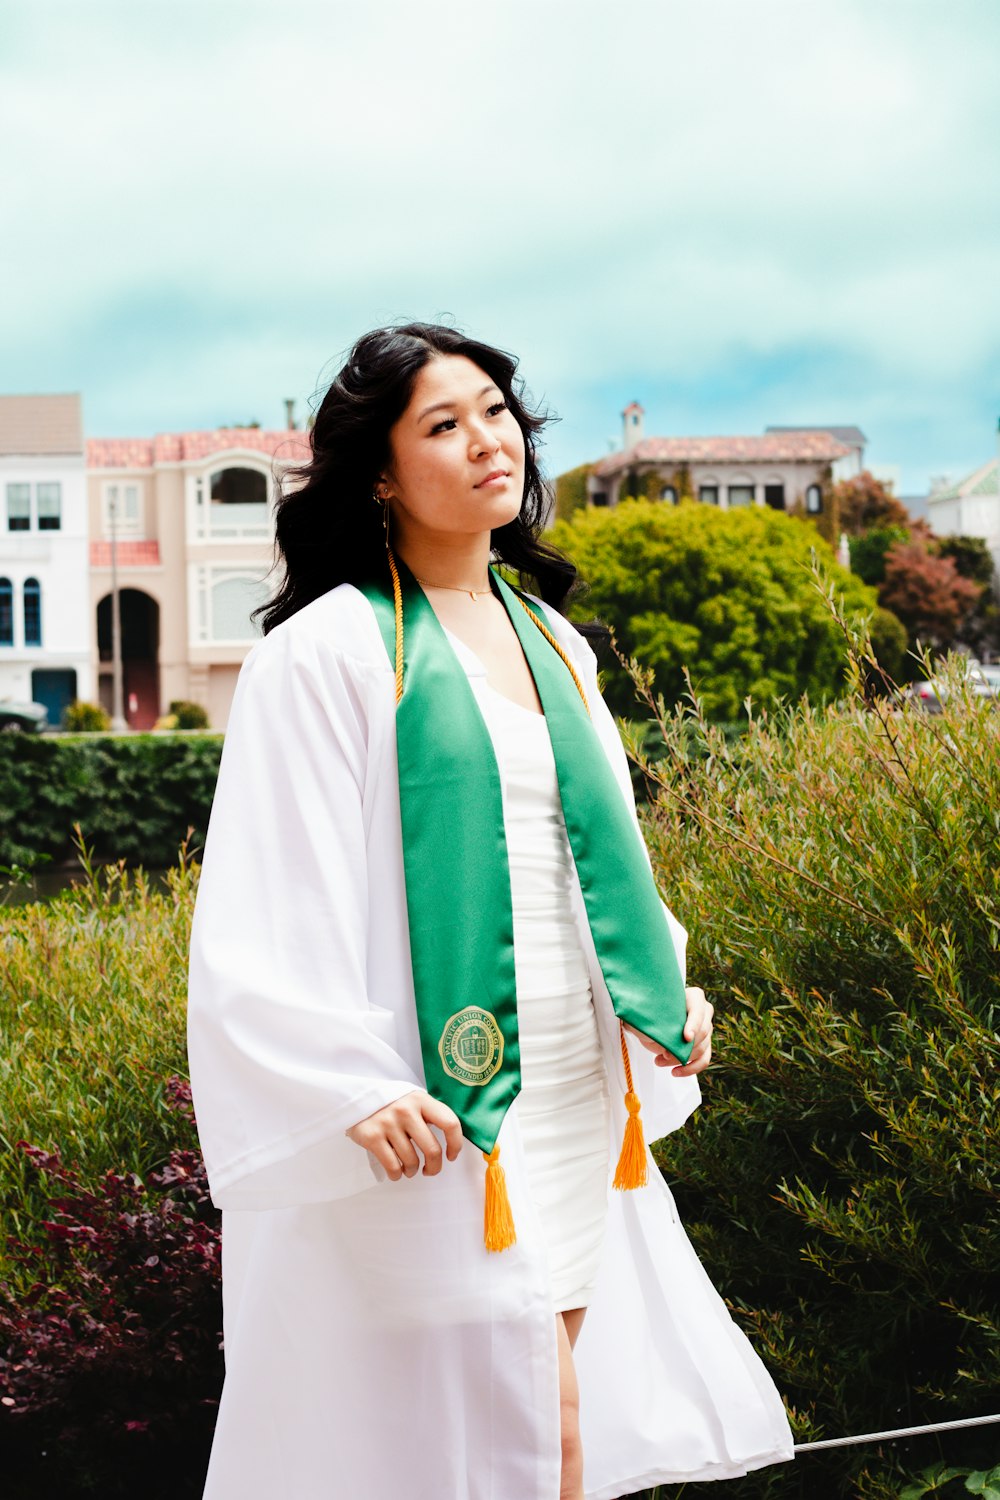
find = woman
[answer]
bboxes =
[186,322,794,1499]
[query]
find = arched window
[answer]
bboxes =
[806,484,823,514]
[0,578,12,645]
[210,467,267,506]
[23,577,41,647]
[660,484,678,504]
[210,573,267,642]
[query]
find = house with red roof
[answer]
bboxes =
[87,423,310,729]
[587,404,864,517]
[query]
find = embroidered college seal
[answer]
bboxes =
[438,1007,504,1087]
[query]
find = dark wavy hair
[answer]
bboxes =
[256,321,602,643]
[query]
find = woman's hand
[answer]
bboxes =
[345,1089,464,1181]
[623,986,714,1077]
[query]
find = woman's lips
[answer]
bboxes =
[475,470,511,488]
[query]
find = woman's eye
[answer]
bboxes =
[430,401,507,435]
[431,417,457,433]
[487,400,508,416]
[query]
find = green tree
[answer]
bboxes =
[553,462,593,522]
[935,534,1000,658]
[548,499,881,720]
[849,524,910,586]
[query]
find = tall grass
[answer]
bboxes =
[621,577,1000,1498]
[0,833,199,1294]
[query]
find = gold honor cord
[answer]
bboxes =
[386,544,653,1253]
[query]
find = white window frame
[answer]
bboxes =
[102,481,143,536]
[6,482,31,531]
[36,481,62,531]
[190,564,270,645]
[190,462,272,542]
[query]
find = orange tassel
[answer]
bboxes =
[613,1021,649,1190]
[483,1145,517,1251]
[613,1090,649,1189]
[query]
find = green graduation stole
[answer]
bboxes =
[358,548,691,1251]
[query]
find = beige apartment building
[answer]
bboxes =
[589,404,864,516]
[87,426,310,729]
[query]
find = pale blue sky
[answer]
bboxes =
[2,0,998,494]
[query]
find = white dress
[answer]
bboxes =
[475,677,612,1313]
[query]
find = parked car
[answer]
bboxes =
[0,699,48,733]
[975,663,1000,697]
[902,666,995,714]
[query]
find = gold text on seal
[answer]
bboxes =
[438,1007,504,1087]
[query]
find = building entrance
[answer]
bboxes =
[97,589,161,730]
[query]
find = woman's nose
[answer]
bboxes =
[469,421,501,456]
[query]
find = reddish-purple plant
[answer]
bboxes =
[0,1076,223,1498]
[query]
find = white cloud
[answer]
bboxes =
[1,0,997,488]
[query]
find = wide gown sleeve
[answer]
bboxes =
[186,624,424,1212]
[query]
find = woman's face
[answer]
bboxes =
[380,354,526,541]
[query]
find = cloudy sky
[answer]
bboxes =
[2,0,998,494]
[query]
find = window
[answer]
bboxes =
[210,573,268,642]
[699,485,719,505]
[6,484,30,531]
[727,485,755,508]
[660,484,678,504]
[193,466,270,539]
[37,482,62,531]
[591,491,609,507]
[0,578,12,645]
[210,467,267,506]
[764,484,785,509]
[806,484,823,514]
[104,483,141,534]
[23,577,41,646]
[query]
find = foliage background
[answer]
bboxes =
[550,499,892,719]
[0,734,221,870]
[624,628,1000,1497]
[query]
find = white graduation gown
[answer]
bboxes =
[186,581,795,1500]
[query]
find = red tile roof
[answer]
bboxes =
[89,540,161,567]
[87,428,312,469]
[593,430,851,478]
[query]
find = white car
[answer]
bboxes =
[903,666,996,713]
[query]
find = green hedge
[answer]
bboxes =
[0,734,222,870]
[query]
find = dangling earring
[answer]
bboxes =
[373,487,394,565]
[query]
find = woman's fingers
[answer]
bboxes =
[682,986,714,1043]
[421,1095,465,1161]
[385,1125,421,1178]
[345,1091,465,1182]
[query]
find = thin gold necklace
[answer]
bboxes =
[413,572,493,601]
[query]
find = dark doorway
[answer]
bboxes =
[97,589,161,730]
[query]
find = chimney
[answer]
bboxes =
[622,401,644,451]
[285,398,296,431]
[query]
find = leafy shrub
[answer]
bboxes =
[169,700,211,730]
[0,734,222,867]
[548,500,885,720]
[0,1079,223,1500]
[62,700,110,732]
[901,1460,1000,1499]
[623,587,1000,1497]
